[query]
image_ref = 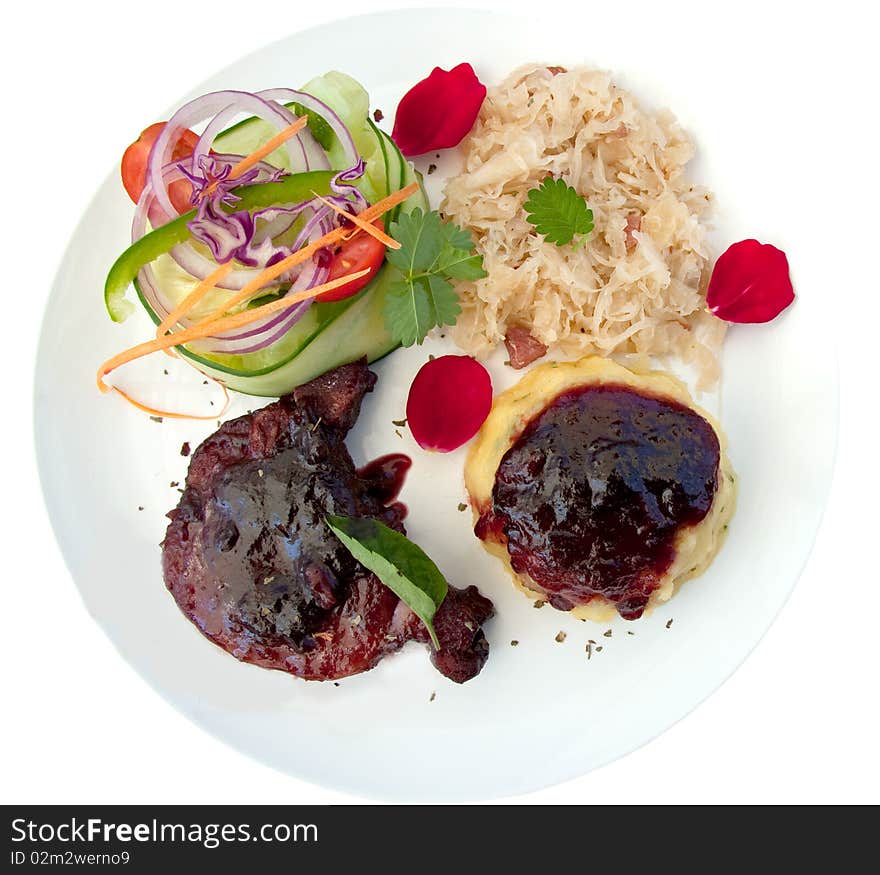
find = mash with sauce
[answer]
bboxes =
[466,357,736,621]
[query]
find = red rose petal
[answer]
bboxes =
[392,63,487,157]
[707,239,795,323]
[406,356,493,452]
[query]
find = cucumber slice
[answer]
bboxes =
[213,114,296,170]
[134,251,357,379]
[372,125,402,200]
[376,129,429,219]
[366,118,391,203]
[389,136,408,224]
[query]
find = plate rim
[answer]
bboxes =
[32,6,841,801]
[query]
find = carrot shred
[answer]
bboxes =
[228,116,308,180]
[108,380,231,421]
[311,194,400,248]
[198,181,419,324]
[346,180,418,223]
[149,182,416,348]
[101,181,420,410]
[156,262,235,341]
[200,116,308,199]
[97,268,371,391]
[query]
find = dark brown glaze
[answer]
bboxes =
[476,383,720,619]
[163,360,493,682]
[358,453,411,512]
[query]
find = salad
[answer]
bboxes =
[98,72,484,407]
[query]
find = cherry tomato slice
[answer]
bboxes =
[318,220,387,302]
[121,122,200,214]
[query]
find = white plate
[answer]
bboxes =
[34,9,837,801]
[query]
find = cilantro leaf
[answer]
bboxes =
[438,222,476,251]
[385,278,434,348]
[438,251,487,281]
[384,275,461,348]
[383,208,483,346]
[385,209,444,274]
[523,177,594,247]
[435,222,487,277]
[426,275,462,327]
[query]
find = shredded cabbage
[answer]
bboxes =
[441,64,726,384]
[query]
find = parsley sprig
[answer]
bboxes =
[524,177,594,247]
[383,208,486,347]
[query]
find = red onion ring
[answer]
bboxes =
[259,88,360,170]
[194,99,328,175]
[207,263,329,355]
[147,91,305,219]
[137,164,282,291]
[199,208,337,351]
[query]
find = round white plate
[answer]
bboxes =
[35,9,837,800]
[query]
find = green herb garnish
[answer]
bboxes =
[524,177,594,247]
[326,514,448,648]
[383,208,486,347]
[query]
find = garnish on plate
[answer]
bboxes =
[707,239,795,323]
[327,514,449,648]
[406,355,493,452]
[524,177,594,247]
[383,208,486,347]
[391,63,486,157]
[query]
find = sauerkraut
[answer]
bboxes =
[441,64,726,383]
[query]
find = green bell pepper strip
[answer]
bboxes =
[104,170,335,322]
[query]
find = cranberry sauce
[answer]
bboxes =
[358,454,412,505]
[476,384,720,619]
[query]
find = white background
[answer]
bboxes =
[3,0,878,804]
